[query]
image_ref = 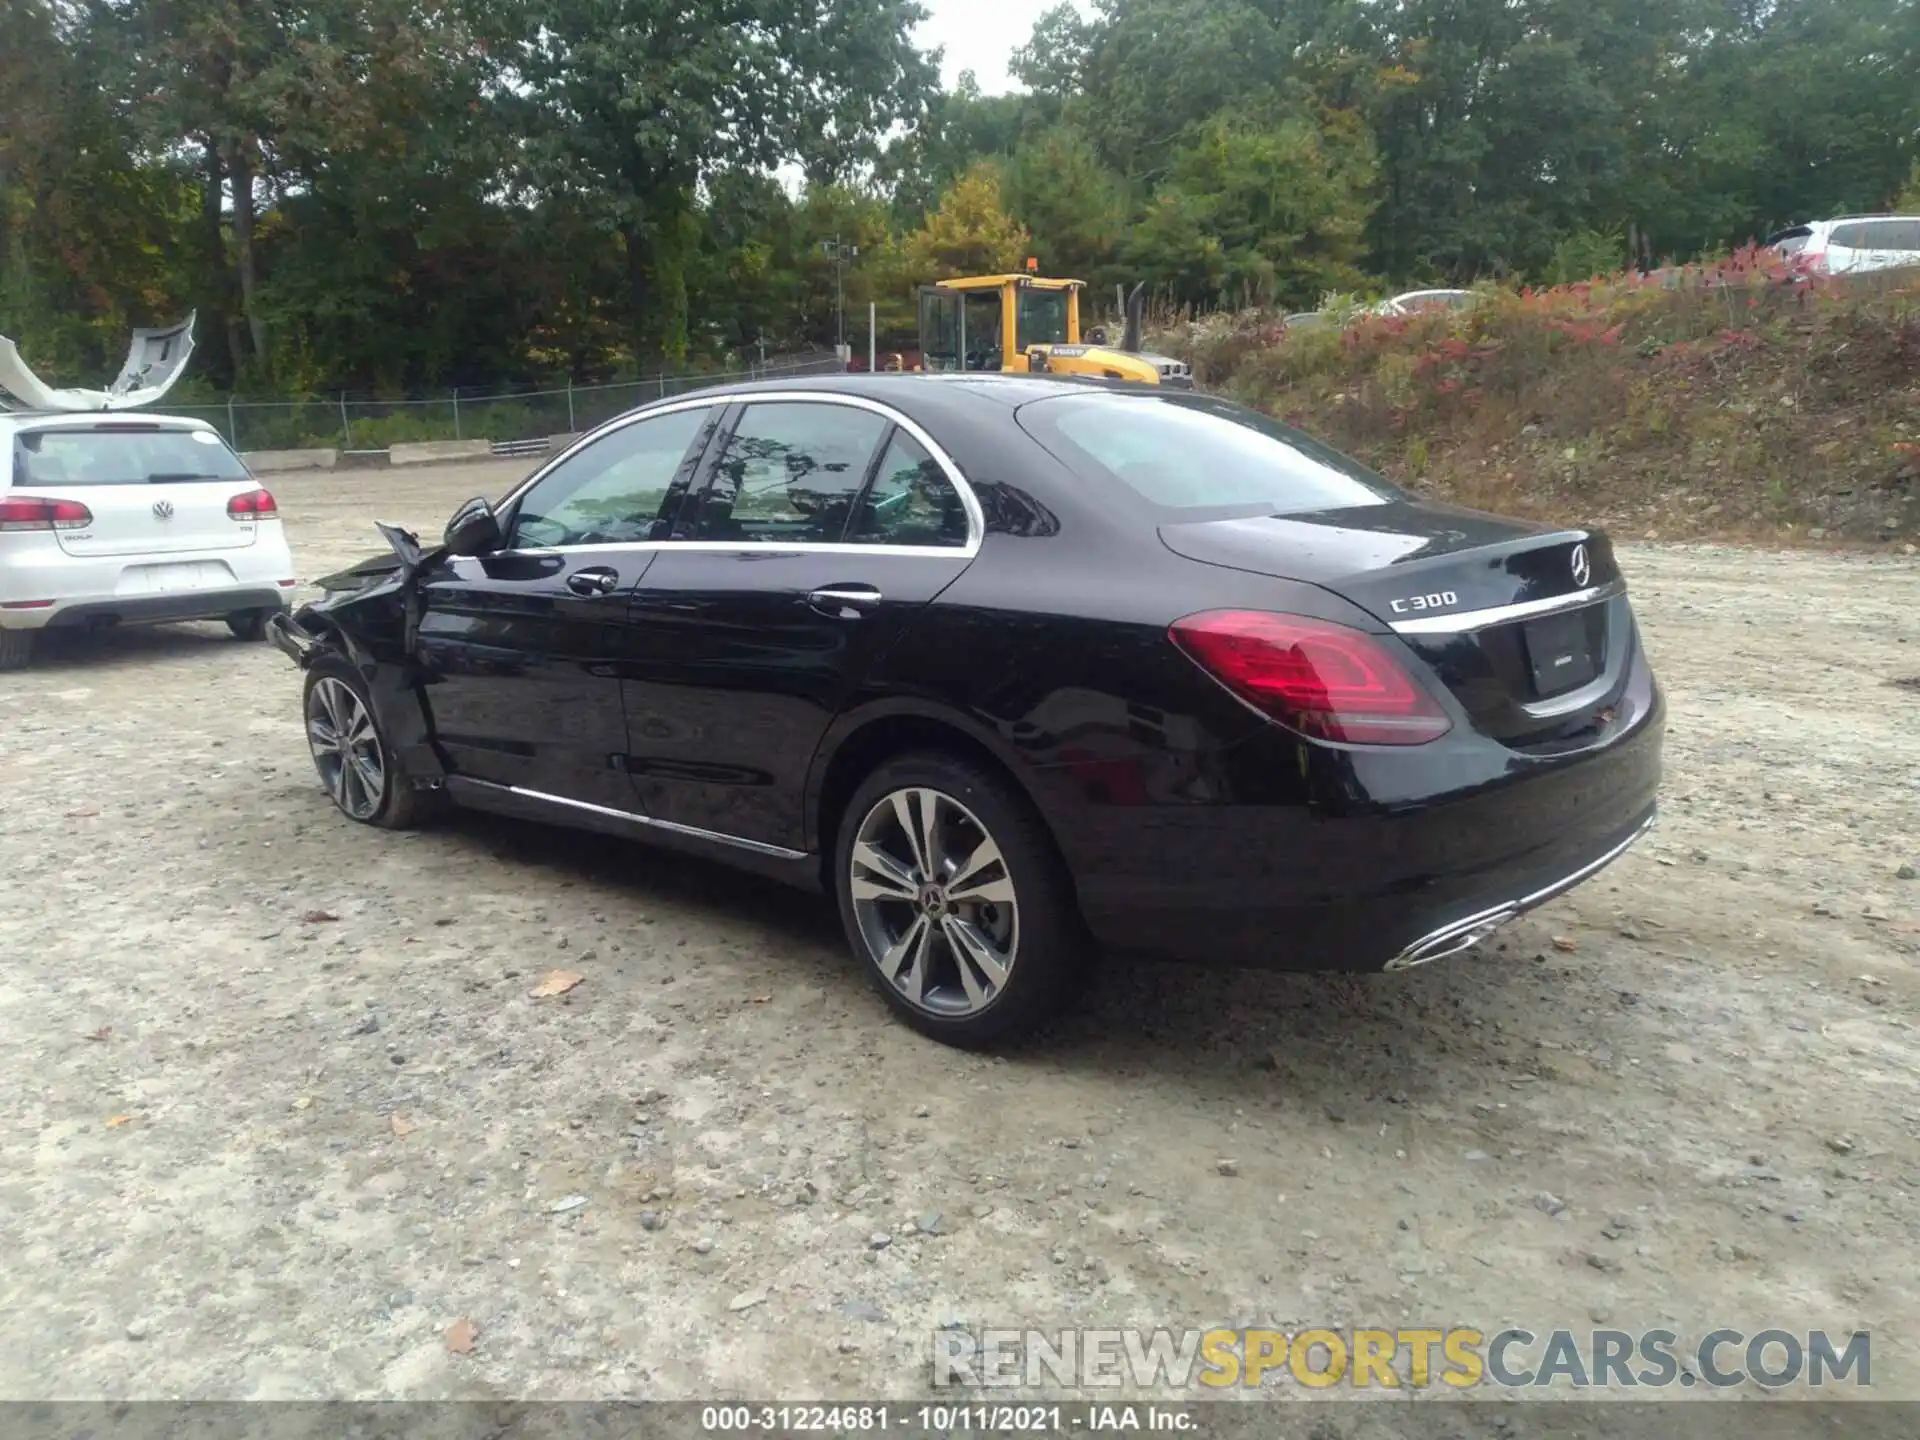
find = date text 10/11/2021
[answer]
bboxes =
[700,1405,1198,1433]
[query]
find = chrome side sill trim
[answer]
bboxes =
[1390,579,1627,636]
[452,777,809,861]
[1383,813,1655,972]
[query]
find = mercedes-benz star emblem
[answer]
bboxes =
[152,500,175,520]
[1570,542,1591,587]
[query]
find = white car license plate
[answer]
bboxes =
[117,561,230,596]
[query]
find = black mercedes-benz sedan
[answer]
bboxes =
[269,374,1662,1047]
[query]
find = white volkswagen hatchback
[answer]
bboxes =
[0,412,297,669]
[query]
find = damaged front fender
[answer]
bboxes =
[270,522,449,785]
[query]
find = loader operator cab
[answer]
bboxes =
[917,275,1077,373]
[915,273,1193,388]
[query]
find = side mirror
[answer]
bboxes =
[443,496,502,556]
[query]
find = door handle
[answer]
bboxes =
[808,584,882,618]
[567,567,620,597]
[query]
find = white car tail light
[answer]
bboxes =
[0,496,93,531]
[227,487,279,520]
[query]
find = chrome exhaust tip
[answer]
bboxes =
[1384,905,1518,972]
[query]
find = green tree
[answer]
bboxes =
[1896,160,1920,212]
[1003,125,1125,283]
[502,0,937,364]
[879,71,1036,224]
[101,0,487,382]
[1070,0,1317,181]
[1121,188,1226,301]
[1010,3,1094,105]
[1149,110,1377,308]
[895,163,1033,281]
[794,185,898,352]
[0,0,194,381]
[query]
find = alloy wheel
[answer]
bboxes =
[849,786,1019,1017]
[306,677,387,821]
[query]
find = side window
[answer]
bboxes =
[1017,288,1070,350]
[1869,219,1920,250]
[690,402,888,544]
[963,293,1003,372]
[511,406,713,549]
[850,431,970,548]
[1828,222,1868,249]
[920,289,961,372]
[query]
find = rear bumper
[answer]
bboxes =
[1069,690,1665,973]
[0,529,298,630]
[3,587,289,631]
[1381,809,1653,970]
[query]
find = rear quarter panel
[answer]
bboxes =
[806,526,1392,865]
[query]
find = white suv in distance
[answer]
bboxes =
[1767,215,1920,277]
[0,413,297,669]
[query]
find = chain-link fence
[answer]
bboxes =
[163,353,849,455]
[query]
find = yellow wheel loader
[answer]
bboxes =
[915,273,1193,387]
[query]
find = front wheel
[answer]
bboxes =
[302,654,432,829]
[835,752,1088,1048]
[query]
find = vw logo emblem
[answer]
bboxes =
[1569,543,1591,587]
[152,500,175,520]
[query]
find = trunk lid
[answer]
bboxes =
[10,421,260,557]
[1160,500,1631,749]
[49,478,260,557]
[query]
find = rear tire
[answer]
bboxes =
[301,653,433,830]
[227,607,277,641]
[834,751,1088,1049]
[0,628,34,671]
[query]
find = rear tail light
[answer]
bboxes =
[228,487,278,519]
[0,496,93,531]
[1169,610,1452,746]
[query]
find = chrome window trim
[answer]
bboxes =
[453,777,809,861]
[1388,579,1626,636]
[495,390,984,560]
[508,539,983,562]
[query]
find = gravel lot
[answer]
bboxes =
[2,457,1916,1404]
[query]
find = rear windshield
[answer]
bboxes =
[1767,227,1813,253]
[10,426,249,487]
[1016,393,1398,515]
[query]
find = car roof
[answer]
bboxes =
[1804,214,1919,227]
[0,410,219,442]
[620,371,1146,427]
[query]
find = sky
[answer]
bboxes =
[914,0,1093,94]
